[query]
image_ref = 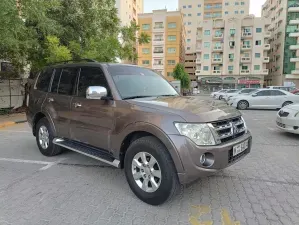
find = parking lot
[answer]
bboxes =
[1,106,299,225]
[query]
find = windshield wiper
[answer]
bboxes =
[123,95,156,100]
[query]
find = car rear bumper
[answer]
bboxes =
[168,132,252,184]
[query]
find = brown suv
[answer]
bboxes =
[27,60,252,205]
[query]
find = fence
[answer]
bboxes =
[0,78,26,111]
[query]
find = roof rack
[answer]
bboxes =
[47,59,97,66]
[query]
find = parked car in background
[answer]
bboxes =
[291,89,299,95]
[266,86,297,92]
[224,88,257,101]
[210,89,226,98]
[230,89,299,110]
[276,104,299,134]
[213,89,231,100]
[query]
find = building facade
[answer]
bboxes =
[115,0,144,26]
[195,16,270,91]
[262,0,299,87]
[137,10,185,81]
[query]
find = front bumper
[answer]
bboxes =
[276,115,299,134]
[169,132,252,184]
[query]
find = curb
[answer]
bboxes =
[0,120,27,129]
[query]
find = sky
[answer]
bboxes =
[144,0,267,17]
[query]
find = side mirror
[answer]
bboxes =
[86,86,107,99]
[252,94,257,97]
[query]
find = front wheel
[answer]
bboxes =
[124,136,180,205]
[237,100,249,110]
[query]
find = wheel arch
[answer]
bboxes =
[32,111,56,136]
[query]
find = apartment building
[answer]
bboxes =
[262,0,299,87]
[195,16,270,91]
[115,0,143,26]
[137,10,185,81]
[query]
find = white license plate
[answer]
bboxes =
[233,140,249,156]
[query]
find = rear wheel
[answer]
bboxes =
[36,118,62,156]
[219,95,223,100]
[237,100,249,110]
[124,136,180,205]
[282,101,293,108]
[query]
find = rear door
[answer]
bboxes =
[69,67,115,151]
[42,67,79,138]
[270,90,287,108]
[250,90,273,108]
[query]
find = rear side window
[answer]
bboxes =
[58,68,78,95]
[77,67,110,97]
[256,90,272,96]
[51,68,62,93]
[271,90,286,96]
[36,68,54,92]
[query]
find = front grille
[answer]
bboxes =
[276,121,286,128]
[211,116,246,143]
[278,111,289,117]
[228,148,249,164]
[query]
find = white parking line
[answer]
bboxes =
[0,157,66,170]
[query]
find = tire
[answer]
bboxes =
[124,136,180,205]
[219,95,223,100]
[237,100,249,110]
[36,118,62,156]
[282,101,292,108]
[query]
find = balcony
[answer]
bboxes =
[212,58,223,64]
[153,63,164,70]
[264,44,271,50]
[153,25,164,32]
[290,19,299,25]
[213,46,223,52]
[290,58,299,62]
[152,39,164,45]
[241,45,251,50]
[213,34,223,40]
[288,6,299,13]
[290,44,299,50]
[196,70,201,76]
[289,30,299,37]
[241,57,251,63]
[196,59,201,64]
[264,32,271,38]
[212,70,221,75]
[262,69,269,74]
[291,70,299,75]
[153,51,164,57]
[263,57,270,63]
[196,46,202,52]
[228,70,234,74]
[242,32,253,38]
[240,69,250,75]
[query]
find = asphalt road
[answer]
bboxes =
[1,106,299,225]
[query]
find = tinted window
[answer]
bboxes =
[51,68,62,93]
[77,67,110,97]
[241,89,256,93]
[58,68,78,95]
[256,90,272,96]
[36,68,54,92]
[271,90,286,96]
[227,90,238,93]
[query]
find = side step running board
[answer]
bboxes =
[53,138,120,168]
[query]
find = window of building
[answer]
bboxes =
[142,24,150,30]
[168,35,176,41]
[241,10,244,14]
[183,5,186,8]
[254,65,260,70]
[204,54,210,59]
[188,22,192,25]
[167,72,174,76]
[168,60,176,65]
[204,42,210,48]
[228,66,234,71]
[154,47,163,53]
[168,48,176,53]
[142,60,150,65]
[183,14,186,17]
[154,59,163,65]
[225,2,229,5]
[229,53,234,59]
[188,13,192,16]
[235,2,239,5]
[241,65,248,70]
[225,11,229,14]
[215,4,222,8]
[188,5,192,8]
[205,4,212,9]
[197,13,201,16]
[154,34,163,41]
[230,29,236,35]
[229,41,235,47]
[168,22,176,28]
[142,48,150,54]
[215,30,223,37]
[243,40,250,47]
[255,53,261,58]
[187,39,191,42]
[198,4,201,7]
[154,22,164,28]
[255,40,262,45]
[215,42,222,48]
[241,1,245,5]
[203,66,209,71]
[244,53,250,57]
[204,30,210,35]
[187,47,191,50]
[188,30,191,34]
[256,28,262,33]
[235,11,238,14]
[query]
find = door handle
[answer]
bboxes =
[48,98,54,102]
[74,102,82,108]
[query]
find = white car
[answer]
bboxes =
[213,89,230,100]
[230,89,299,110]
[276,104,299,134]
[225,88,257,101]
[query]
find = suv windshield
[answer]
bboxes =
[107,65,179,99]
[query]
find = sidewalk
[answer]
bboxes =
[0,113,27,128]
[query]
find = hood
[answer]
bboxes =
[127,96,241,123]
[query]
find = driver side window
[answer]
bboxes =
[77,67,111,97]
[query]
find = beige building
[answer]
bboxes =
[262,0,299,87]
[195,16,271,90]
[137,10,185,81]
[116,0,144,25]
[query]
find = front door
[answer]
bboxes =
[69,67,115,151]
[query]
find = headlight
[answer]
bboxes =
[175,123,216,145]
[241,117,248,133]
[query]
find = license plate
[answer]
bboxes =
[233,140,248,156]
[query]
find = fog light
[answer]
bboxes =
[199,152,215,167]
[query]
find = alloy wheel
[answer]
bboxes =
[38,125,50,149]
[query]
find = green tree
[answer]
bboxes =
[173,63,191,91]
